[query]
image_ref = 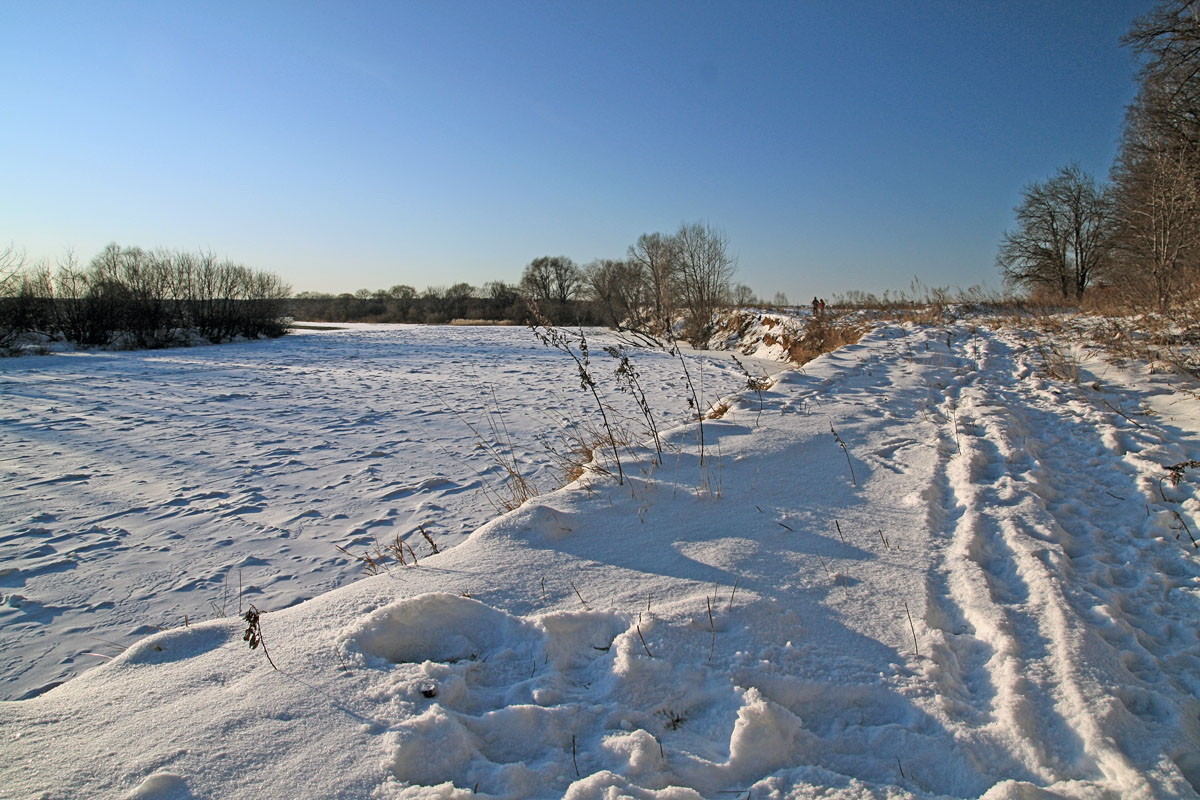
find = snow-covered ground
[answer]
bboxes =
[0,323,764,702]
[4,318,1200,799]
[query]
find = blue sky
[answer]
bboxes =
[2,1,1146,299]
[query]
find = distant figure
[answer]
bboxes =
[812,297,819,316]
[819,298,827,315]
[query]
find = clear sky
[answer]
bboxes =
[2,1,1147,300]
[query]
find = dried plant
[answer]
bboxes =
[335,532,419,575]
[242,604,278,670]
[903,600,920,657]
[731,354,770,426]
[604,344,663,464]
[667,338,707,467]
[334,542,387,576]
[439,389,539,512]
[528,307,625,484]
[1171,510,1198,548]
[830,422,858,487]
[535,405,635,485]
[1164,459,1200,487]
[1034,336,1082,383]
[636,624,654,658]
[418,523,440,554]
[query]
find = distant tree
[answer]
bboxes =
[239,269,291,337]
[10,262,54,336]
[483,280,518,304]
[586,258,646,329]
[997,165,1113,300]
[115,246,176,346]
[772,291,789,308]
[421,286,448,323]
[50,250,94,343]
[673,222,736,345]
[0,245,22,294]
[481,280,521,319]
[385,284,417,321]
[520,258,554,305]
[627,232,677,335]
[443,282,475,319]
[520,256,583,323]
[0,245,28,349]
[520,256,581,306]
[731,283,756,307]
[83,243,136,344]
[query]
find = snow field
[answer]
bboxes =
[2,319,1200,799]
[0,324,760,701]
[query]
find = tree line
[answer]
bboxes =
[1,222,744,353]
[998,0,1200,314]
[290,281,543,327]
[0,243,290,352]
[294,221,743,346]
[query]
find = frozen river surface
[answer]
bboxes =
[0,323,760,699]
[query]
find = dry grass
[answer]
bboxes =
[706,401,730,420]
[334,531,421,576]
[439,390,540,513]
[536,408,644,486]
[1000,302,1200,381]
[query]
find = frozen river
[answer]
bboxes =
[0,323,767,699]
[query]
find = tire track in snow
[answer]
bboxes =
[919,331,1077,786]
[921,325,1200,796]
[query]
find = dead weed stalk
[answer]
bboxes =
[440,389,539,512]
[529,309,625,485]
[605,344,663,464]
[830,422,858,487]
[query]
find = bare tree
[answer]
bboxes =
[520,256,583,323]
[521,256,581,305]
[585,258,646,329]
[0,245,29,349]
[1108,1,1200,311]
[481,280,520,319]
[385,284,418,321]
[1124,1,1200,151]
[673,222,736,345]
[1111,141,1200,308]
[997,165,1113,300]
[627,233,677,335]
[0,244,24,296]
[732,283,756,306]
[443,282,475,320]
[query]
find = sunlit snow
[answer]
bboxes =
[3,318,1200,799]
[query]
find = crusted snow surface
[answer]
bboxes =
[0,324,758,701]
[3,321,1200,799]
